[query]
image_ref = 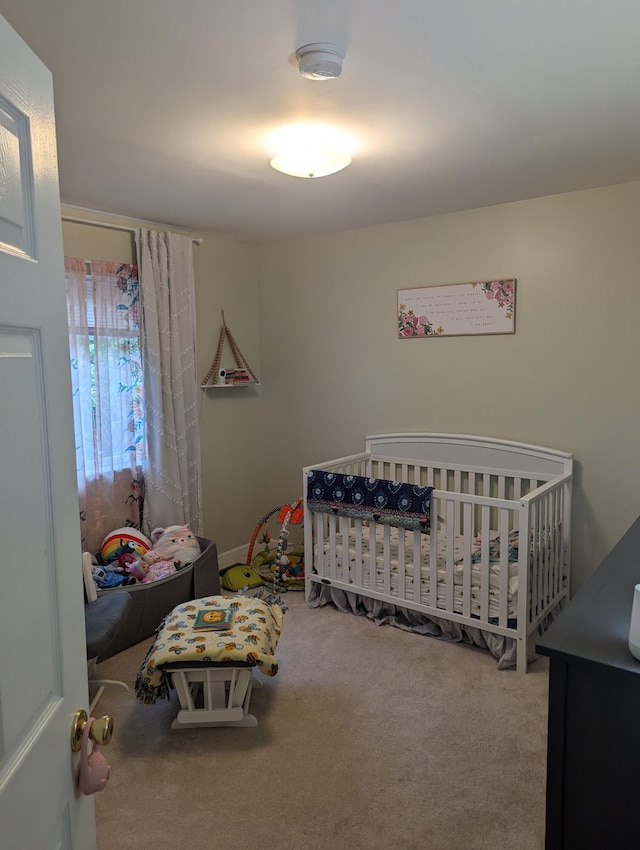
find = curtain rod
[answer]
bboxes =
[61,214,203,245]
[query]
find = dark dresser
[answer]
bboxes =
[536,516,640,850]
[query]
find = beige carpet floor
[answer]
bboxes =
[93,591,549,849]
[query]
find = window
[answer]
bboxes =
[65,258,145,479]
[65,257,146,551]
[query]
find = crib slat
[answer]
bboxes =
[354,517,363,588]
[549,490,557,599]
[498,508,510,628]
[397,528,407,601]
[479,504,491,624]
[314,512,325,579]
[444,499,455,612]
[548,489,557,598]
[461,502,473,620]
[535,498,543,616]
[546,490,554,599]
[540,495,548,610]
[412,529,421,604]
[540,496,549,609]
[529,502,539,620]
[328,514,338,580]
[340,515,349,583]
[382,524,391,595]
[536,497,545,609]
[553,487,562,596]
[369,521,376,591]
[428,508,438,608]
[453,470,462,537]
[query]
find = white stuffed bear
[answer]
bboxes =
[142,525,200,569]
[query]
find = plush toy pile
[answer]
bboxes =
[94,527,153,588]
[93,524,200,589]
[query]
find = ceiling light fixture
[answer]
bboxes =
[270,147,351,178]
[295,42,344,80]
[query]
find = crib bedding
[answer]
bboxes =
[325,524,521,619]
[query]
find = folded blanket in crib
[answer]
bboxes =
[134,594,284,704]
[307,469,433,531]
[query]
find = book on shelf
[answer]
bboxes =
[225,368,251,384]
[193,607,234,631]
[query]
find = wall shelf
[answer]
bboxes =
[200,311,259,390]
[201,380,261,389]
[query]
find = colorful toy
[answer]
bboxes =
[246,500,304,592]
[101,527,151,568]
[221,564,265,592]
[141,559,177,584]
[124,557,148,581]
[142,525,200,569]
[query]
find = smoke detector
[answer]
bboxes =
[295,43,344,80]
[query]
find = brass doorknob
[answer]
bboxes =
[71,709,114,752]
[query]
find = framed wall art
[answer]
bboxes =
[398,279,516,338]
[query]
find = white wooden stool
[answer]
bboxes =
[167,664,262,728]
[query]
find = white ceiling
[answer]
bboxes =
[3,1,640,242]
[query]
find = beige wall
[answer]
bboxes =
[194,234,262,552]
[61,181,640,591]
[61,207,262,554]
[257,181,640,591]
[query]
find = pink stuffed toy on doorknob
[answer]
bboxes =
[77,717,111,795]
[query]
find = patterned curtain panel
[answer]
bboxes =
[65,257,145,553]
[135,229,203,535]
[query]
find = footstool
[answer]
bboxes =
[135,593,284,728]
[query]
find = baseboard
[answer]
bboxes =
[217,543,249,571]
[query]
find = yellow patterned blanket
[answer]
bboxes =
[135,594,284,704]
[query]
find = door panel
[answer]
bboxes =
[0,15,96,850]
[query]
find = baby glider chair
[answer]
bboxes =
[83,552,132,712]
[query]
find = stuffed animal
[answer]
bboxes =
[101,527,151,568]
[142,525,200,569]
[141,559,176,583]
[124,557,148,582]
[221,564,265,592]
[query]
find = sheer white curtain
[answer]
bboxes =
[65,258,144,553]
[135,228,203,534]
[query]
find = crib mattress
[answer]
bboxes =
[320,525,519,620]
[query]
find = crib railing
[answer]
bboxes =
[308,489,524,627]
[520,471,572,627]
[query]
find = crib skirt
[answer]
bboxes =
[307,582,564,670]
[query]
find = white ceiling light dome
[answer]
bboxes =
[270,148,351,178]
[295,43,345,80]
[268,124,354,179]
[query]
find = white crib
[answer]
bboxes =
[303,433,573,673]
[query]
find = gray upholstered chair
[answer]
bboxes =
[83,552,133,712]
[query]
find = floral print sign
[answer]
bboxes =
[398,279,516,338]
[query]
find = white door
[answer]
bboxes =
[0,16,97,850]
